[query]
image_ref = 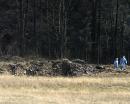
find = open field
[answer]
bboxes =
[0,75,130,104]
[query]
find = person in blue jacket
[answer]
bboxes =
[114,58,119,70]
[120,56,127,70]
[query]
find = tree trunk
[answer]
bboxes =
[114,0,119,57]
[97,0,101,64]
[19,0,24,56]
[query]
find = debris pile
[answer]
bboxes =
[26,61,52,76]
[8,64,25,75]
[6,58,106,76]
[52,59,105,76]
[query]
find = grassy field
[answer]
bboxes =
[0,75,130,104]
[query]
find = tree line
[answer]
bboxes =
[0,0,130,64]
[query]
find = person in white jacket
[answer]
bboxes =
[114,58,119,70]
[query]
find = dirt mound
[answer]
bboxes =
[52,59,105,76]
[5,58,106,76]
[8,64,25,75]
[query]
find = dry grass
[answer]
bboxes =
[0,76,130,104]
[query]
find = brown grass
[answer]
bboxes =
[0,75,130,104]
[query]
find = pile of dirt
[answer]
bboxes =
[7,60,52,76]
[25,61,53,76]
[2,58,111,76]
[52,59,105,76]
[8,64,25,75]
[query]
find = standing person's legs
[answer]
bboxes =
[114,65,118,71]
[120,65,122,70]
[123,64,126,70]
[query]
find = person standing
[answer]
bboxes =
[120,56,127,70]
[114,58,119,70]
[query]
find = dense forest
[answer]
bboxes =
[0,0,130,64]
